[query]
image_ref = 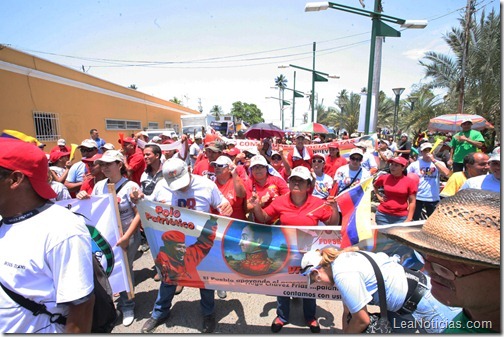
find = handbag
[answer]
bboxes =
[355,251,393,333]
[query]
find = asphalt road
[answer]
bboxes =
[111,248,345,334]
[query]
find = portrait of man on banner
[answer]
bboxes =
[155,215,218,287]
[223,221,287,276]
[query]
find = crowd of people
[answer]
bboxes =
[0,120,500,333]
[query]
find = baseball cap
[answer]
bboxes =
[194,132,203,140]
[380,139,390,146]
[300,250,323,286]
[224,147,240,157]
[211,156,233,167]
[225,139,237,145]
[161,230,185,243]
[49,150,70,164]
[0,138,56,200]
[118,137,136,145]
[151,136,161,143]
[349,148,364,158]
[95,150,124,164]
[78,139,98,149]
[244,147,259,156]
[161,131,173,138]
[312,153,325,161]
[57,138,66,146]
[461,118,473,125]
[388,156,409,167]
[81,153,102,164]
[401,133,409,138]
[206,141,225,152]
[354,141,366,148]
[295,132,305,139]
[162,158,190,191]
[101,143,115,151]
[419,142,433,152]
[249,155,268,168]
[288,166,312,182]
[488,153,500,163]
[328,142,340,149]
[270,150,281,158]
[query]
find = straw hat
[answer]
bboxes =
[383,189,500,267]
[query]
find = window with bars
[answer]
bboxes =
[33,111,60,141]
[148,122,159,129]
[105,119,142,130]
[164,121,173,129]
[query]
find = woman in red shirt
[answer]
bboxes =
[250,166,340,333]
[245,155,289,219]
[373,156,417,224]
[212,156,247,220]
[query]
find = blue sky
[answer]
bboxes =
[1,0,500,126]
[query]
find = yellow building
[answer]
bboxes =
[0,45,198,150]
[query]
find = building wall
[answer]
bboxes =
[0,45,198,152]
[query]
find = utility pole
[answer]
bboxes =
[458,0,475,114]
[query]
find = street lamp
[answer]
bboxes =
[266,97,291,130]
[305,1,427,135]
[409,96,418,113]
[276,68,306,128]
[392,88,405,137]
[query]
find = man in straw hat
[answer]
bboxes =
[384,189,500,332]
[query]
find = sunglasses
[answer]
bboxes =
[417,252,495,281]
[312,159,324,164]
[245,153,255,159]
[98,161,117,167]
[251,165,267,170]
[271,156,282,161]
[349,156,362,161]
[288,178,308,185]
[80,148,95,153]
[211,163,228,168]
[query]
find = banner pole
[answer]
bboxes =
[108,183,135,300]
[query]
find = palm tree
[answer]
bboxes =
[376,91,395,131]
[420,8,500,137]
[128,84,138,90]
[210,105,223,120]
[333,90,361,135]
[169,97,182,105]
[274,74,288,126]
[397,86,443,135]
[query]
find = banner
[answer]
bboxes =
[135,179,416,301]
[56,195,130,294]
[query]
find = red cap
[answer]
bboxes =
[118,137,136,145]
[0,138,56,200]
[81,153,103,164]
[161,230,185,243]
[224,147,241,157]
[49,150,70,163]
[328,142,340,149]
[162,139,174,145]
[388,156,409,167]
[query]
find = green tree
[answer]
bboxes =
[230,101,264,125]
[128,84,138,90]
[420,8,500,137]
[169,97,182,105]
[210,105,223,120]
[376,91,395,131]
[397,85,443,135]
[333,90,361,135]
[274,74,288,126]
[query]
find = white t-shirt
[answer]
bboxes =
[49,166,66,178]
[312,173,334,199]
[460,174,500,193]
[50,181,71,201]
[407,158,445,202]
[361,151,378,171]
[150,174,226,213]
[334,164,370,195]
[0,203,93,333]
[92,177,140,232]
[189,142,203,168]
[331,251,408,314]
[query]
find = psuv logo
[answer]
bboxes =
[288,266,302,274]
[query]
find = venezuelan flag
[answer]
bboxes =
[336,177,373,247]
[1,129,43,146]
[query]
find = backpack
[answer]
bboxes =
[0,255,118,333]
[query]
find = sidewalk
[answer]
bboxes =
[111,249,345,334]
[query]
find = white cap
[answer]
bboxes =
[461,118,473,125]
[401,133,409,138]
[244,147,259,156]
[420,142,433,152]
[249,155,268,168]
[380,139,390,146]
[139,131,148,137]
[151,136,161,143]
[101,143,115,151]
[300,250,323,286]
[78,139,98,149]
[194,132,203,140]
[488,153,500,163]
[162,158,190,191]
[57,138,66,146]
[288,166,312,182]
[349,148,364,158]
[94,150,124,164]
[226,139,236,145]
[211,156,233,166]
[161,131,173,137]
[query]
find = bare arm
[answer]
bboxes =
[64,294,95,333]
[344,307,370,333]
[406,194,416,222]
[249,193,271,223]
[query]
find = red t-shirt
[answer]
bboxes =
[80,177,96,195]
[215,177,247,220]
[245,175,289,209]
[126,147,146,185]
[374,174,418,217]
[324,155,348,177]
[287,147,314,170]
[263,193,332,226]
[192,159,216,182]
